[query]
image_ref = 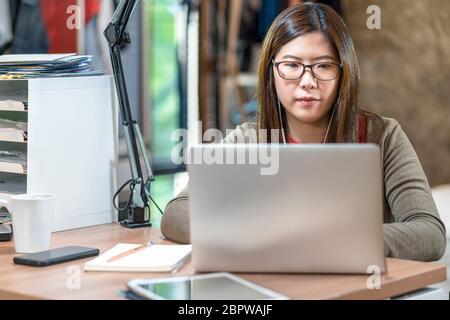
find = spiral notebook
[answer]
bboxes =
[84,243,192,272]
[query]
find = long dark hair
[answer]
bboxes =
[257,2,361,143]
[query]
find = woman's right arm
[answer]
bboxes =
[160,122,255,243]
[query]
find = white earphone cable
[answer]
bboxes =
[277,98,336,144]
[277,98,287,144]
[323,104,336,143]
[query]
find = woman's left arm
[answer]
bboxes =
[382,120,446,261]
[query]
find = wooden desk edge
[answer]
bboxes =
[338,262,447,300]
[1,224,448,300]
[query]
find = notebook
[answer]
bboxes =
[84,243,192,272]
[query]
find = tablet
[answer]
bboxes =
[127,273,288,300]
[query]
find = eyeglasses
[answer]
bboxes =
[273,60,342,81]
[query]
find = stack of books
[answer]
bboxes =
[0,54,103,79]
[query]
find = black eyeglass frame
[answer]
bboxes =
[272,60,343,81]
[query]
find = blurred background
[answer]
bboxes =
[1,0,449,227]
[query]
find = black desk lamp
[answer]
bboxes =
[104,0,155,228]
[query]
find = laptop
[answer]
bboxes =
[188,144,386,274]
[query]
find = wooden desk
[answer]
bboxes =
[0,223,446,300]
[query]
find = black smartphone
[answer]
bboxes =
[13,246,100,267]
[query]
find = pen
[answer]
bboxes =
[107,241,153,263]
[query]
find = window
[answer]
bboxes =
[146,0,191,225]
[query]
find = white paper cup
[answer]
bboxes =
[0,194,55,253]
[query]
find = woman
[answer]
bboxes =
[161,3,446,261]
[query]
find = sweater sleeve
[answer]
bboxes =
[160,123,253,243]
[382,120,446,261]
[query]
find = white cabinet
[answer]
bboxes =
[0,75,118,231]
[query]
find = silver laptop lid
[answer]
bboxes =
[188,144,386,274]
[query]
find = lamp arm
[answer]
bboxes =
[104,0,152,228]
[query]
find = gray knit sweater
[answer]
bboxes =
[161,115,446,262]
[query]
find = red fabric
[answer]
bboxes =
[40,0,78,53]
[40,0,101,53]
[358,114,367,143]
[286,114,368,144]
[85,0,101,25]
[286,135,300,144]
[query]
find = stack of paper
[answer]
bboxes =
[84,243,192,272]
[0,100,27,112]
[0,54,102,79]
[0,119,27,143]
[0,150,27,174]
